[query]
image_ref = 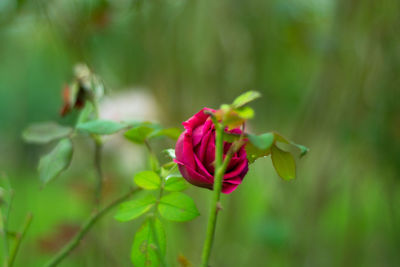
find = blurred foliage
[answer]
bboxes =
[0,0,400,266]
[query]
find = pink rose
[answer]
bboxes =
[174,108,249,194]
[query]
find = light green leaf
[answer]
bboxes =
[38,138,73,184]
[150,128,182,140]
[271,145,296,180]
[248,133,274,150]
[232,91,261,108]
[125,126,155,144]
[77,120,126,135]
[158,192,200,222]
[22,122,73,144]
[164,176,188,192]
[131,217,166,267]
[235,106,254,119]
[134,171,161,190]
[114,194,156,222]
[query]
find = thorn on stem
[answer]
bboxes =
[216,202,223,212]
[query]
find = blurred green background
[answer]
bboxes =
[1,0,400,266]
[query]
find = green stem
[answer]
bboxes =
[8,213,33,267]
[201,123,225,267]
[93,136,104,205]
[44,188,139,267]
[2,190,13,267]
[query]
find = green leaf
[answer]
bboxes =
[149,128,182,140]
[235,106,254,119]
[232,91,261,108]
[114,194,156,222]
[134,171,161,190]
[245,142,271,164]
[164,176,188,192]
[158,192,200,222]
[22,122,73,144]
[38,138,73,184]
[77,120,126,135]
[271,145,296,180]
[131,217,166,267]
[248,133,274,150]
[273,132,309,158]
[125,126,155,144]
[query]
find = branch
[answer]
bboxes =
[44,188,140,267]
[8,213,33,267]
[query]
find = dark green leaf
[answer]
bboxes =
[114,194,156,222]
[38,138,73,184]
[164,176,188,192]
[22,122,73,144]
[131,218,166,267]
[271,145,296,180]
[232,91,261,108]
[246,142,271,164]
[134,171,161,190]
[77,120,126,135]
[158,192,200,222]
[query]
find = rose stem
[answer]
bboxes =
[201,122,226,267]
[44,187,140,267]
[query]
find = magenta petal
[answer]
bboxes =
[182,108,215,131]
[221,182,239,194]
[175,160,213,187]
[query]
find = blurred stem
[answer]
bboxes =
[44,188,139,267]
[93,136,103,205]
[8,213,33,267]
[2,190,14,267]
[201,123,225,267]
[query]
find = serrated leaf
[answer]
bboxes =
[271,145,296,180]
[232,91,261,108]
[38,138,73,184]
[248,133,274,150]
[22,122,73,144]
[164,176,188,192]
[149,128,182,140]
[158,192,200,222]
[77,120,126,135]
[134,171,161,190]
[131,218,166,267]
[114,194,156,222]
[125,126,155,144]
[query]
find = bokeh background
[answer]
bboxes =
[1,0,400,266]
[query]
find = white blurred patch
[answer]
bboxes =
[99,89,158,122]
[99,89,159,177]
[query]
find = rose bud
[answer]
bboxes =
[174,108,249,194]
[60,84,87,117]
